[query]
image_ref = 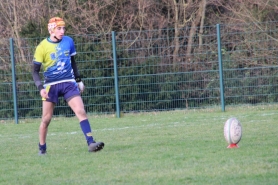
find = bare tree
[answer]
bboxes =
[213,0,278,66]
[1,0,278,67]
[0,0,48,64]
[185,0,208,62]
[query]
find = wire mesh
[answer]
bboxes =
[1,22,278,120]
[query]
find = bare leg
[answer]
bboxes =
[67,95,87,121]
[67,95,104,152]
[39,101,55,145]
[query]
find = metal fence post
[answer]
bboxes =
[10,38,19,124]
[216,24,225,112]
[111,31,121,118]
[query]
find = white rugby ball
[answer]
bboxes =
[224,117,242,144]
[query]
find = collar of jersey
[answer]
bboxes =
[47,37,62,43]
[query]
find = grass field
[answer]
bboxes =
[0,105,278,185]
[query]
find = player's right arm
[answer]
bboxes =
[32,62,43,91]
[32,41,49,99]
[32,62,49,99]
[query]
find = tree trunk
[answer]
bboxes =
[186,0,206,62]
[198,0,207,50]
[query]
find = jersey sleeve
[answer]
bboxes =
[33,43,44,63]
[69,37,77,56]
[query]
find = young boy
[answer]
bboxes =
[32,17,104,155]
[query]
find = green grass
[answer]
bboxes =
[0,105,278,185]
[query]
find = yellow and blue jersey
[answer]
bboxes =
[33,36,76,85]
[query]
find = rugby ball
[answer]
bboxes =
[224,117,242,145]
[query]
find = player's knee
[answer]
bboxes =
[78,109,87,116]
[41,118,51,127]
[75,108,87,118]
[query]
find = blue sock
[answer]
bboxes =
[80,119,94,145]
[39,143,47,151]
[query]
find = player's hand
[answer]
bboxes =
[78,81,85,93]
[40,89,49,99]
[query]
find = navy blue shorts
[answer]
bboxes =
[43,82,80,104]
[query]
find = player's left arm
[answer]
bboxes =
[71,56,85,93]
